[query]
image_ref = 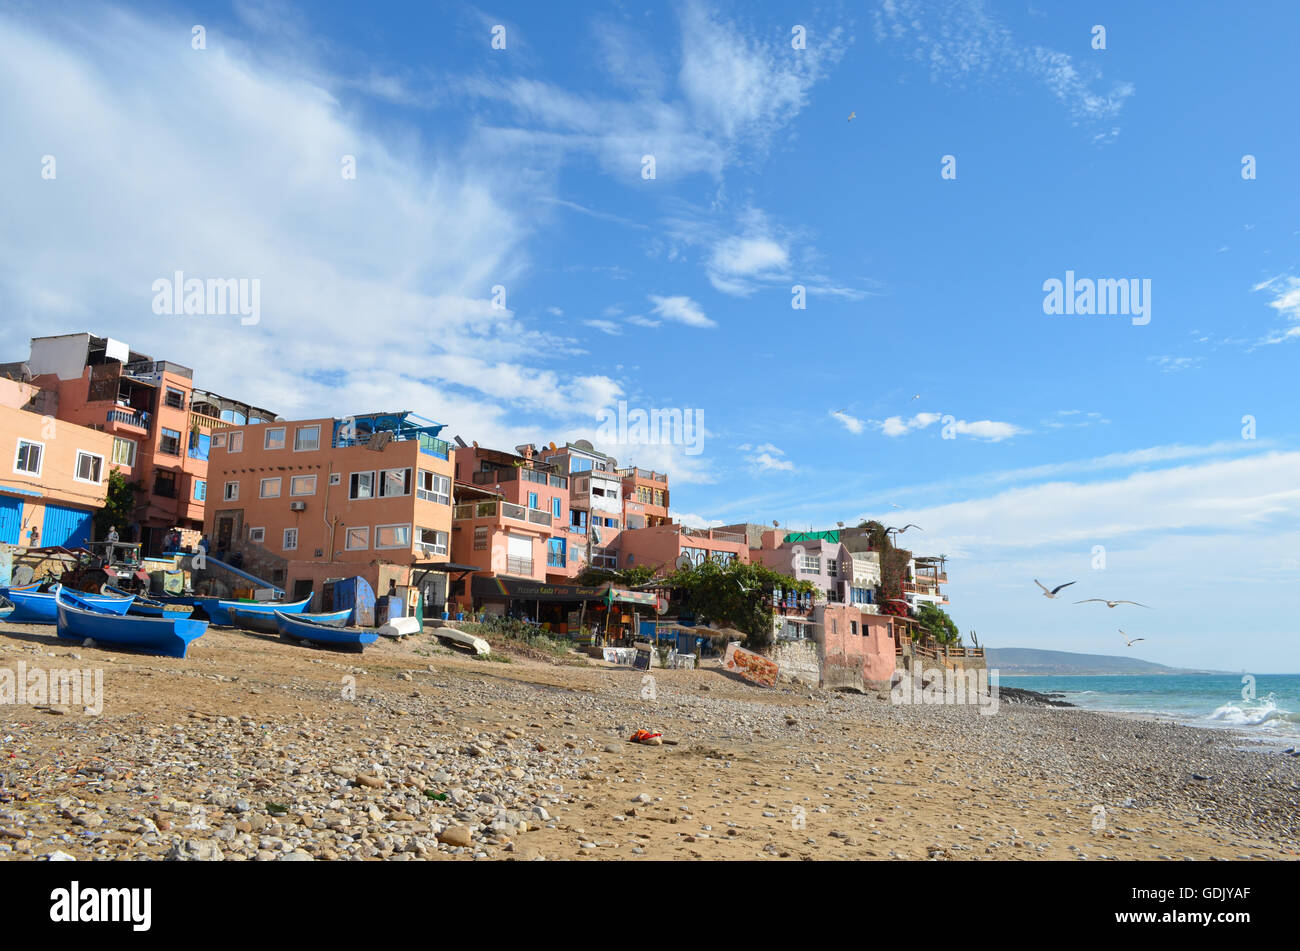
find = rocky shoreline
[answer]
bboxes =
[1,622,1296,861]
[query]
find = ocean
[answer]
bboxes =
[998,673,1300,745]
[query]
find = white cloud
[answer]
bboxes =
[584,319,622,335]
[648,295,715,328]
[745,443,794,472]
[873,412,1024,441]
[830,409,865,434]
[625,314,661,328]
[1254,275,1300,346]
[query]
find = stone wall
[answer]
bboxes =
[771,639,820,685]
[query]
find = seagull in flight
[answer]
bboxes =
[886,524,922,534]
[1034,579,1076,599]
[847,111,856,122]
[1075,598,1152,609]
[889,503,903,510]
[911,394,921,400]
[1119,630,1146,648]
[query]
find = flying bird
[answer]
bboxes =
[1119,630,1146,648]
[889,503,903,509]
[911,394,921,400]
[847,111,856,122]
[886,524,922,534]
[1034,579,1076,599]
[1075,598,1151,609]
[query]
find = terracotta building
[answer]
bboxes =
[202,411,455,607]
[0,378,115,548]
[2,332,276,555]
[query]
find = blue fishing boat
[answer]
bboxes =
[5,585,134,623]
[106,586,195,619]
[198,594,312,626]
[55,588,207,658]
[0,596,13,622]
[229,605,348,634]
[274,611,378,652]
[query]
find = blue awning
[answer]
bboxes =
[0,484,42,498]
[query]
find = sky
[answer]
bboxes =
[2,1,1298,671]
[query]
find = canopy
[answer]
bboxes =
[607,586,657,607]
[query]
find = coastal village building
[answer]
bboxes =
[201,411,456,609]
[1,332,276,555]
[539,440,622,570]
[614,522,750,572]
[0,377,114,548]
[617,466,670,530]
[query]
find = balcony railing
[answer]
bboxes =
[616,467,668,483]
[527,508,550,526]
[452,500,539,526]
[505,556,533,575]
[189,411,231,431]
[106,408,149,430]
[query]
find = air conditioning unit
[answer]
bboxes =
[289,501,307,511]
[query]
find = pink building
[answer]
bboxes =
[614,522,750,574]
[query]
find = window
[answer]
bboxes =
[349,471,375,500]
[851,620,859,636]
[153,470,177,498]
[290,474,317,496]
[417,527,448,556]
[798,554,821,574]
[228,431,243,453]
[547,537,567,567]
[378,467,411,498]
[194,479,206,501]
[259,477,281,498]
[74,451,104,484]
[164,388,184,409]
[827,559,838,578]
[329,472,341,486]
[212,432,227,448]
[345,526,368,550]
[249,526,265,543]
[473,526,488,550]
[223,481,239,501]
[604,517,619,528]
[111,437,136,467]
[416,470,450,504]
[552,497,562,519]
[528,491,538,510]
[294,425,320,451]
[570,456,593,472]
[159,428,181,456]
[283,528,298,551]
[375,524,412,549]
[13,439,50,478]
[264,427,286,450]
[683,546,707,566]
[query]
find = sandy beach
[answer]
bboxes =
[1,622,1297,861]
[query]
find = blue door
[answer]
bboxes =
[41,504,93,548]
[0,496,21,545]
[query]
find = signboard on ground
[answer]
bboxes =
[723,642,779,688]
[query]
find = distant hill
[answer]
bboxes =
[985,647,1212,675]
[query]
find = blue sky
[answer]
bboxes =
[2,1,1298,670]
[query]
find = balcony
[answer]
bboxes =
[616,467,668,483]
[505,555,533,575]
[189,411,231,431]
[105,407,150,434]
[453,500,550,528]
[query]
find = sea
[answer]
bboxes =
[998,673,1300,747]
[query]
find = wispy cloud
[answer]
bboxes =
[872,412,1026,441]
[830,409,865,434]
[873,0,1135,138]
[584,319,622,335]
[1253,274,1300,346]
[648,294,715,328]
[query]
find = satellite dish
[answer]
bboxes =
[675,553,692,571]
[772,520,779,528]
[574,438,594,451]
[606,456,617,469]
[548,441,557,451]
[471,440,478,449]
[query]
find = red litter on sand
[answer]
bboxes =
[629,729,663,744]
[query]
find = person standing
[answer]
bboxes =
[107,525,119,544]
[199,534,210,554]
[27,525,39,548]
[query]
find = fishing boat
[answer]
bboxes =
[229,606,349,634]
[5,585,134,623]
[107,586,196,620]
[199,594,313,626]
[274,611,378,652]
[54,587,207,658]
[0,596,13,622]
[434,626,491,656]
